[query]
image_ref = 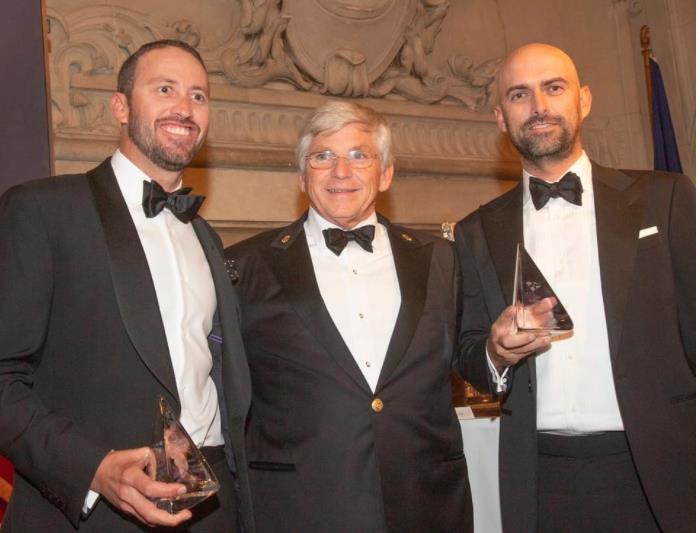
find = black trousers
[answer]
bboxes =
[536,432,660,533]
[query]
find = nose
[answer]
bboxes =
[532,90,547,117]
[332,155,352,179]
[171,94,193,119]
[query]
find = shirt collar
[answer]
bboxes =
[522,151,593,209]
[305,207,379,248]
[110,149,183,209]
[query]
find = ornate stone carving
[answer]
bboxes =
[218,0,501,110]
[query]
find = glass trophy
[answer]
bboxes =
[146,397,220,513]
[512,243,573,335]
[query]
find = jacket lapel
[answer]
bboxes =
[479,183,538,391]
[192,219,251,421]
[480,184,523,306]
[87,159,179,406]
[591,163,646,363]
[266,216,372,394]
[376,218,432,389]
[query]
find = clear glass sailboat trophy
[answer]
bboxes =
[146,397,220,513]
[512,243,573,336]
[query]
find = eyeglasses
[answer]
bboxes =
[305,149,377,170]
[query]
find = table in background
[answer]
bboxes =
[458,413,502,533]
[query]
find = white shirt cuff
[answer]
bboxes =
[82,489,100,517]
[486,346,510,393]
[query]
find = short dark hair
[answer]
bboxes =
[116,39,206,99]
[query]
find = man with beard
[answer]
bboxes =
[455,43,694,532]
[0,40,254,533]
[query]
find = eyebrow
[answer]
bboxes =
[505,77,569,96]
[541,77,568,87]
[146,77,209,93]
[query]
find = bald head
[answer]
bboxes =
[493,43,592,179]
[496,43,582,103]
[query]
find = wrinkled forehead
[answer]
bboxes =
[497,45,580,95]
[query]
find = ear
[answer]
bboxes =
[111,92,129,125]
[298,173,307,193]
[378,163,394,193]
[493,105,507,133]
[579,85,592,120]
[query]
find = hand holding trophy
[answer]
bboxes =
[146,397,220,513]
[513,243,573,335]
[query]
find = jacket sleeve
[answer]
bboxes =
[453,214,499,393]
[0,184,109,526]
[668,173,695,368]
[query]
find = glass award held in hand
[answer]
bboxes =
[146,397,220,513]
[512,243,573,336]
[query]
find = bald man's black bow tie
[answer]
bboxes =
[142,180,205,223]
[529,172,583,210]
[323,225,375,255]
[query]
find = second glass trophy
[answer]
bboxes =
[512,243,573,336]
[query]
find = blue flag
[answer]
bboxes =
[649,57,683,173]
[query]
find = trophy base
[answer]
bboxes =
[516,326,573,338]
[154,488,218,513]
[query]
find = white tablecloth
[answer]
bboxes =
[459,415,502,533]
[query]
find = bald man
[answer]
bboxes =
[455,43,694,532]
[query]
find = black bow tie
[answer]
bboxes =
[529,172,583,210]
[142,180,205,223]
[322,225,375,255]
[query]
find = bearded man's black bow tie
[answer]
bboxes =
[529,172,583,210]
[322,225,375,255]
[142,180,205,223]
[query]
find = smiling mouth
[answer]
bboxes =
[161,125,193,136]
[326,187,358,193]
[156,117,200,139]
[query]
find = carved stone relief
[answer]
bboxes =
[220,0,501,110]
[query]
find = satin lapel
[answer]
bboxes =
[479,183,523,305]
[376,221,431,388]
[479,184,537,389]
[192,219,251,418]
[591,163,646,363]
[87,160,179,405]
[266,220,372,394]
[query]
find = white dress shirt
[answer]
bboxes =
[523,152,624,433]
[85,151,225,514]
[304,208,401,392]
[111,150,224,447]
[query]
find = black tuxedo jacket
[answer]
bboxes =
[226,213,471,533]
[0,160,254,533]
[455,163,695,533]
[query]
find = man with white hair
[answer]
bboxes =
[226,101,472,533]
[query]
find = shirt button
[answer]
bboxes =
[358,313,364,319]
[352,269,358,275]
[365,361,371,368]
[371,398,384,412]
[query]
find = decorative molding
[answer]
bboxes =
[47,4,511,177]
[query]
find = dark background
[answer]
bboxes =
[0,1,52,195]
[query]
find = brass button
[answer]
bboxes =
[371,398,384,412]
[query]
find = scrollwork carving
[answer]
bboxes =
[219,0,500,111]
